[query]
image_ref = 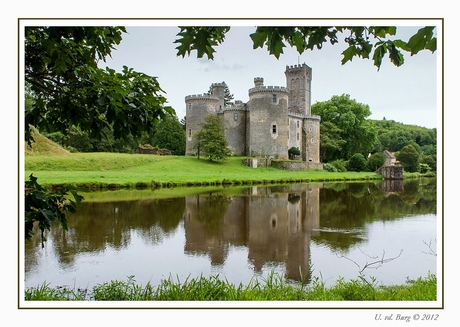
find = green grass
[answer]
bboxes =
[24,272,437,301]
[25,153,384,189]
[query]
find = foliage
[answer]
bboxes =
[318,121,346,162]
[288,146,301,159]
[347,153,367,172]
[24,272,437,301]
[323,163,337,172]
[25,174,83,247]
[397,144,420,172]
[419,163,431,174]
[366,152,385,172]
[174,26,436,70]
[175,26,231,60]
[194,115,232,162]
[151,115,186,155]
[372,119,436,152]
[312,94,377,161]
[25,27,174,146]
[24,27,176,242]
[329,159,348,172]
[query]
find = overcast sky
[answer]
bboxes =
[100,22,439,129]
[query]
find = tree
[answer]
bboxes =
[348,153,367,172]
[194,115,232,162]
[151,115,186,155]
[397,145,420,172]
[175,26,436,70]
[312,94,377,160]
[25,27,174,145]
[318,121,346,162]
[24,27,174,243]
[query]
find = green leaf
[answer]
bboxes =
[407,27,436,55]
[341,46,357,65]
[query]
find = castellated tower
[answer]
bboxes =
[185,93,220,155]
[285,64,321,163]
[184,63,322,167]
[285,63,312,115]
[248,77,289,159]
[211,82,226,111]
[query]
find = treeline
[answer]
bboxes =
[44,114,186,155]
[312,94,437,174]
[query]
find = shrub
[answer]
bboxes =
[366,152,385,172]
[329,159,347,172]
[288,147,301,159]
[419,163,431,174]
[348,153,367,172]
[323,163,337,172]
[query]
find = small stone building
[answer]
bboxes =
[185,63,321,167]
[383,150,396,166]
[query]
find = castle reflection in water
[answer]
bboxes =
[183,184,321,282]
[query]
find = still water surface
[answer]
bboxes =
[24,179,437,290]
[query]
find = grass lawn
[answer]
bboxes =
[25,152,385,188]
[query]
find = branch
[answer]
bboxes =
[422,239,437,256]
[337,247,403,273]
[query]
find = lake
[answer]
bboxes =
[24,178,437,291]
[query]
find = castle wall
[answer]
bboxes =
[302,116,321,163]
[222,105,247,155]
[185,95,219,155]
[288,115,303,151]
[248,86,289,159]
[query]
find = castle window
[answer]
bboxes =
[234,113,238,121]
[272,94,277,103]
[189,104,192,110]
[297,133,299,140]
[272,125,277,134]
[297,121,299,128]
[188,129,192,137]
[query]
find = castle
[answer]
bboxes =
[185,63,321,168]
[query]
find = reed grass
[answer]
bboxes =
[24,272,436,301]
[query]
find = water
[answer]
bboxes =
[24,179,438,290]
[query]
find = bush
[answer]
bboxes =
[288,147,301,159]
[323,163,338,172]
[348,153,367,172]
[366,152,385,172]
[329,159,347,172]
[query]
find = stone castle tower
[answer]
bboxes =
[185,63,321,167]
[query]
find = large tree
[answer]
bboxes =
[312,94,377,160]
[175,26,436,70]
[24,27,174,242]
[25,27,174,145]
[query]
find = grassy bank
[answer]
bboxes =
[25,272,436,301]
[25,152,386,189]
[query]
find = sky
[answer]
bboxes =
[100,21,440,129]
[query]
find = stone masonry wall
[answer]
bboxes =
[248,87,289,159]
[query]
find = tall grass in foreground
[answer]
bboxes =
[25,272,436,301]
